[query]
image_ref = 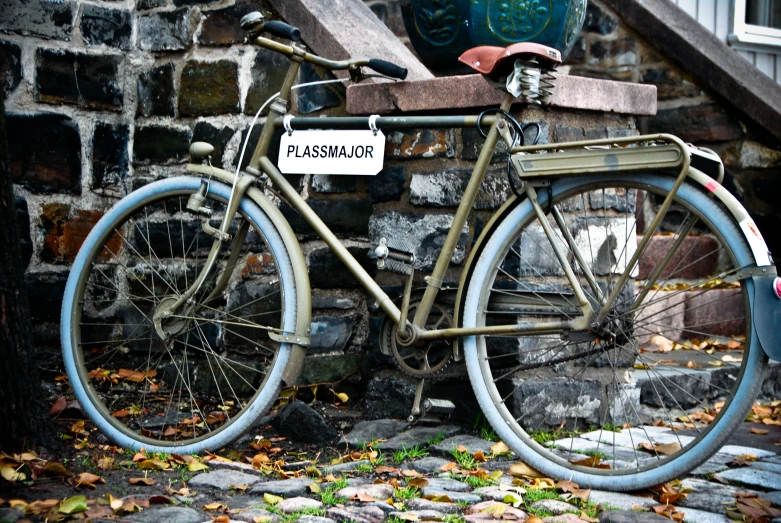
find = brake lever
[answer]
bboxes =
[350,67,403,83]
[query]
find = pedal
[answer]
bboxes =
[422,398,456,415]
[374,237,416,274]
[382,258,413,275]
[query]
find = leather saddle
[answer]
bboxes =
[459,42,562,76]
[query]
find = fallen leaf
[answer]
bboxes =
[523,517,544,523]
[148,495,173,505]
[570,456,611,469]
[97,456,114,470]
[425,494,454,503]
[351,492,377,503]
[129,477,156,486]
[395,513,420,521]
[401,469,423,478]
[59,495,88,515]
[43,461,73,477]
[456,445,468,452]
[75,472,104,489]
[204,502,227,511]
[213,517,230,523]
[439,462,457,471]
[490,441,511,455]
[569,489,592,503]
[188,461,209,472]
[580,511,599,523]
[50,396,67,417]
[639,442,682,456]
[107,494,124,511]
[504,493,523,507]
[480,503,507,517]
[408,478,430,489]
[1,466,25,482]
[473,450,487,462]
[138,458,169,470]
[750,428,769,435]
[376,465,400,474]
[263,493,283,505]
[508,462,543,478]
[556,480,580,493]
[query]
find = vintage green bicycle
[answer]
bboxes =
[61,12,780,490]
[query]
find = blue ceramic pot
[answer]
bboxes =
[401,0,587,74]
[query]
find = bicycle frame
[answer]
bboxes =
[182,37,773,354]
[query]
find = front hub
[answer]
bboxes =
[153,296,193,341]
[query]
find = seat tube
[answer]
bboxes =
[412,92,515,329]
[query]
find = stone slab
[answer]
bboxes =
[677,507,731,523]
[339,419,408,447]
[680,478,760,513]
[431,435,495,456]
[188,469,262,490]
[425,478,473,492]
[249,477,315,497]
[378,425,461,451]
[715,468,781,490]
[420,488,482,504]
[408,457,453,474]
[347,74,656,116]
[405,498,461,514]
[268,0,432,82]
[588,490,657,510]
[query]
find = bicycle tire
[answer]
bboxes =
[61,177,297,453]
[463,174,768,490]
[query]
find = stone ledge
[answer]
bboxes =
[346,74,657,116]
[604,0,781,142]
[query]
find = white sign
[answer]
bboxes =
[278,130,385,175]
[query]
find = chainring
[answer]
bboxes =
[380,301,454,378]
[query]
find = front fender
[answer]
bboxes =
[187,164,311,384]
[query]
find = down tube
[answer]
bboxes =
[258,157,402,323]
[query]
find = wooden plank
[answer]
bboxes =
[755,52,776,78]
[715,0,730,40]
[697,0,717,33]
[678,0,698,19]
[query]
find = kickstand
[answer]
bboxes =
[407,379,426,426]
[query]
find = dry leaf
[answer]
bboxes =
[263,493,283,505]
[204,502,227,511]
[556,480,579,493]
[425,494,454,503]
[401,469,423,478]
[579,511,599,523]
[43,461,73,477]
[376,465,399,474]
[480,503,507,517]
[188,461,209,472]
[129,477,156,486]
[75,472,104,489]
[639,442,682,456]
[213,517,230,523]
[490,441,511,455]
[508,462,543,478]
[138,458,169,470]
[473,450,487,462]
[750,428,769,435]
[351,492,377,503]
[50,396,67,417]
[570,456,611,469]
[439,462,457,471]
[523,517,544,523]
[408,478,430,489]
[1,466,25,482]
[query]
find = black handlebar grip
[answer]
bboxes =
[368,59,408,80]
[264,20,301,41]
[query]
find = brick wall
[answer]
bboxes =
[1,0,638,414]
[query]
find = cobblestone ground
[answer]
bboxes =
[2,410,780,523]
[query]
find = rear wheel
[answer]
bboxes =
[61,177,297,453]
[463,174,767,490]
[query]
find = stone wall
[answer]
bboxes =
[1,0,649,418]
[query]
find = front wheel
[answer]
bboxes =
[463,174,768,490]
[61,177,298,453]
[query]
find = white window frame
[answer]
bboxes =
[729,0,781,49]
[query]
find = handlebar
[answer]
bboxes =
[263,20,301,42]
[240,11,407,81]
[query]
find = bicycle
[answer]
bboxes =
[60,11,781,491]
